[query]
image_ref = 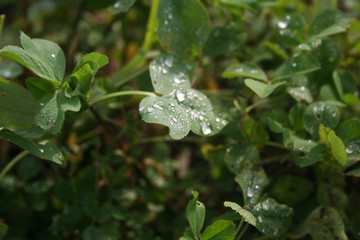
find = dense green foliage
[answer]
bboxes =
[0,0,360,239]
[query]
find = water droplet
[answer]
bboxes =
[162,67,168,74]
[168,13,173,19]
[153,104,163,110]
[247,187,254,197]
[39,148,44,153]
[147,107,155,113]
[250,70,258,74]
[201,123,212,135]
[278,21,288,29]
[3,70,11,77]
[172,117,178,123]
[51,54,56,58]
[164,20,168,25]
[139,106,145,111]
[114,2,120,8]
[292,62,297,67]
[285,15,291,20]
[165,57,173,67]
[176,90,186,102]
[258,216,263,223]
[215,118,220,123]
[199,116,204,120]
[40,102,44,106]
[255,185,260,189]
[311,39,322,48]
[262,200,270,210]
[173,77,183,84]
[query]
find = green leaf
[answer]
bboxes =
[73,52,109,72]
[270,175,313,206]
[293,139,327,167]
[343,138,360,165]
[319,124,348,168]
[235,169,269,206]
[168,89,226,136]
[332,71,344,99]
[286,75,313,103]
[309,9,350,39]
[308,207,347,240]
[108,0,136,14]
[272,54,320,81]
[224,143,259,174]
[274,14,305,46]
[149,54,194,94]
[139,96,191,140]
[244,79,286,98]
[266,109,289,133]
[303,102,340,138]
[68,62,98,98]
[0,61,23,78]
[0,32,65,84]
[26,77,57,100]
[35,89,81,134]
[288,103,306,131]
[251,198,293,238]
[180,228,195,240]
[204,23,246,58]
[157,0,210,58]
[0,129,63,164]
[222,63,268,82]
[345,168,360,177]
[0,78,36,129]
[200,220,235,240]
[223,201,256,226]
[337,119,360,140]
[186,191,206,239]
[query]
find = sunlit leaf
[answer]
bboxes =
[200,220,236,240]
[319,124,348,168]
[224,201,256,226]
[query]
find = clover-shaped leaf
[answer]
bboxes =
[35,89,81,134]
[0,32,65,85]
[139,96,191,140]
[149,54,194,95]
[222,63,268,82]
[309,9,350,39]
[303,102,340,138]
[274,14,305,46]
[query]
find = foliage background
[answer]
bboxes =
[0,0,360,239]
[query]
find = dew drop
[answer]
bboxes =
[39,148,44,153]
[147,107,155,113]
[176,90,186,102]
[172,117,178,123]
[114,2,120,8]
[51,54,56,58]
[40,102,45,107]
[247,187,254,197]
[201,123,212,135]
[153,104,163,110]
[262,200,270,210]
[292,62,297,67]
[250,70,257,74]
[3,70,11,77]
[278,21,288,29]
[258,216,263,223]
[165,57,173,67]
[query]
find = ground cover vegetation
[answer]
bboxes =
[0,0,360,239]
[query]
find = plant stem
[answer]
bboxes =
[111,0,160,88]
[236,223,249,240]
[0,15,4,45]
[0,151,28,182]
[89,90,156,106]
[235,218,245,239]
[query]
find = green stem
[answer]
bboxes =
[111,0,160,87]
[235,218,245,239]
[89,90,156,106]
[236,223,249,240]
[0,15,5,46]
[0,151,28,182]
[264,41,288,61]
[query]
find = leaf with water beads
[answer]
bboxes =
[0,32,65,84]
[167,88,227,137]
[274,14,305,46]
[293,139,327,167]
[272,54,320,81]
[222,63,268,82]
[235,169,269,206]
[224,143,259,174]
[0,129,63,164]
[251,198,293,238]
[35,89,81,135]
[108,0,136,14]
[303,102,340,138]
[149,54,195,95]
[157,0,210,59]
[139,96,191,140]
